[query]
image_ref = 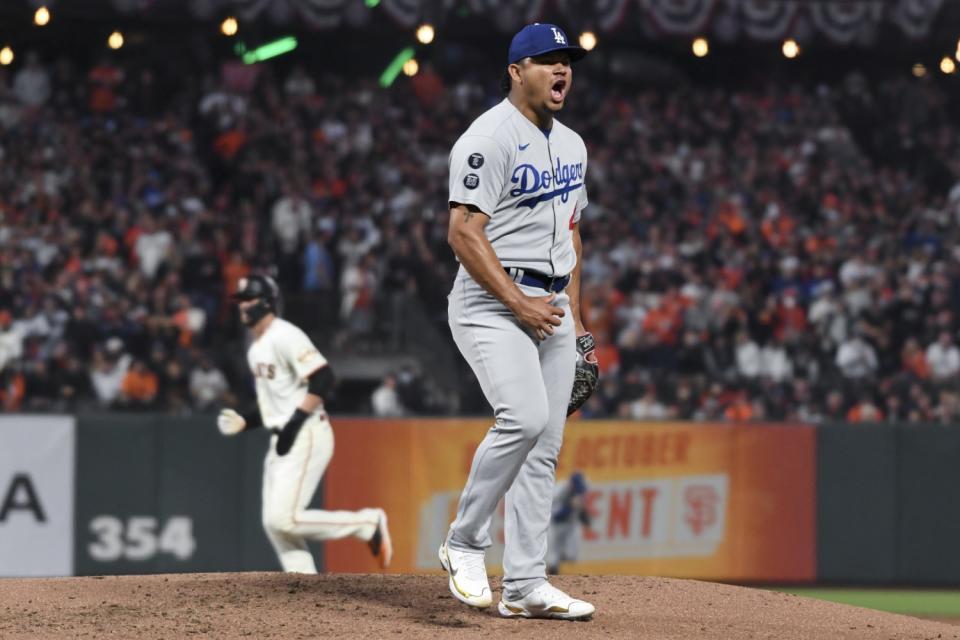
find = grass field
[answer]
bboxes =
[777,588,960,618]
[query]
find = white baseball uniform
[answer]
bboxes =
[248,317,382,574]
[445,98,588,600]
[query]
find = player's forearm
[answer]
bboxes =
[449,223,525,311]
[298,393,322,414]
[568,226,586,333]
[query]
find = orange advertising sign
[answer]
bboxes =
[323,420,815,582]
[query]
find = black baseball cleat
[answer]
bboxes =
[367,509,393,570]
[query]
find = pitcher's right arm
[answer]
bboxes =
[447,203,563,337]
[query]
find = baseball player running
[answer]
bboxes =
[439,23,598,620]
[217,274,392,574]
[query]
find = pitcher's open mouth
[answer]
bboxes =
[550,79,567,102]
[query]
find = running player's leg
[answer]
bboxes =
[502,294,575,598]
[261,449,317,573]
[446,278,552,552]
[268,416,382,542]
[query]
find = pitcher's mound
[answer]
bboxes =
[1,573,956,639]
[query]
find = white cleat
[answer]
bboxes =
[498,582,596,620]
[438,542,492,608]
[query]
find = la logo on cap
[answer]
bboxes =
[551,27,566,45]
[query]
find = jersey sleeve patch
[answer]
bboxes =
[449,136,507,215]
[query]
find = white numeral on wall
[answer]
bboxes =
[88,516,196,562]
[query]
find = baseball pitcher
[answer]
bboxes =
[439,23,599,620]
[218,274,392,574]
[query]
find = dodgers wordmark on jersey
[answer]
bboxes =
[246,317,328,428]
[448,98,588,278]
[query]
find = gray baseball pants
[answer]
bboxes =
[446,270,576,600]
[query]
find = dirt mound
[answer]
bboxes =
[0,573,956,639]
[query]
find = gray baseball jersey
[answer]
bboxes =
[445,97,588,602]
[448,98,588,277]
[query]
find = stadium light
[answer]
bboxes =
[221,17,239,37]
[782,39,799,59]
[913,63,927,77]
[579,31,597,51]
[416,23,435,45]
[108,31,124,50]
[692,37,709,57]
[0,47,12,66]
[403,58,419,77]
[379,46,415,87]
[941,56,956,74]
[241,36,298,64]
[34,6,50,27]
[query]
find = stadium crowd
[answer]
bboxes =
[1,50,959,423]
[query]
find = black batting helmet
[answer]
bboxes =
[232,274,280,325]
[232,274,279,304]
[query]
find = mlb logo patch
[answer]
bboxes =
[464,174,480,189]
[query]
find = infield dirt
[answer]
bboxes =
[1,573,956,639]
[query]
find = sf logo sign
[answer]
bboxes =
[551,27,566,45]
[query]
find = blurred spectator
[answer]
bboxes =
[23,361,57,409]
[160,359,191,414]
[88,56,123,113]
[53,354,92,409]
[723,390,755,422]
[272,186,313,251]
[119,359,159,408]
[90,339,132,407]
[628,384,669,420]
[13,51,50,108]
[759,337,793,383]
[847,397,884,423]
[284,66,316,101]
[0,310,24,372]
[340,253,378,337]
[303,230,336,294]
[1,367,25,411]
[371,373,405,417]
[189,356,230,411]
[935,390,960,424]
[134,215,173,280]
[836,327,879,381]
[735,331,761,379]
[925,331,960,382]
[901,337,930,380]
[823,390,848,421]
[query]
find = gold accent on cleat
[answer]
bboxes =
[504,604,524,614]
[547,606,570,613]
[452,578,473,599]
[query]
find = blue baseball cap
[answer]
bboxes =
[508,23,588,65]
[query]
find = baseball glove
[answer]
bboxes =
[568,332,599,416]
